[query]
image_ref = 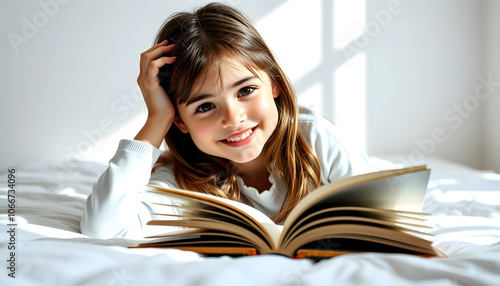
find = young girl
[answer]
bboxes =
[81,2,372,238]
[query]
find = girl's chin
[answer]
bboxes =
[226,149,263,165]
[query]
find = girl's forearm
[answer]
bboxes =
[134,115,172,148]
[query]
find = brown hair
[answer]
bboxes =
[153,2,321,222]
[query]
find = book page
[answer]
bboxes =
[281,166,430,241]
[133,229,259,256]
[280,206,430,247]
[147,185,282,249]
[151,202,257,231]
[280,224,437,257]
[147,218,273,252]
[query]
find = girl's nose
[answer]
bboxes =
[221,102,246,128]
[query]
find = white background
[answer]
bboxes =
[1,0,499,172]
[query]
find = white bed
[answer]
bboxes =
[1,156,500,285]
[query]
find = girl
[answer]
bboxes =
[81,2,372,238]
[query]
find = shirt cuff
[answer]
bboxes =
[117,139,162,168]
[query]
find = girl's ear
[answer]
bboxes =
[272,85,280,99]
[174,118,189,134]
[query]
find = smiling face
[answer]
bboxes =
[173,58,280,164]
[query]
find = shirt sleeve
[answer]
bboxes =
[80,139,179,239]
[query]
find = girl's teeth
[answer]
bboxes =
[227,129,252,142]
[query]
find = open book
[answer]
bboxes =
[132,165,442,258]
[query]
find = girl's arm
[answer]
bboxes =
[80,139,163,238]
[134,40,177,148]
[81,41,178,238]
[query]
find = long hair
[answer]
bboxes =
[153,2,321,222]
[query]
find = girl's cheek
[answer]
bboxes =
[253,95,277,117]
[193,121,216,137]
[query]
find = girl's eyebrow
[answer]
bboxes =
[186,93,215,107]
[186,76,257,106]
[231,76,257,89]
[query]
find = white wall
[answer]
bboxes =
[484,0,500,172]
[1,0,498,172]
[364,0,485,169]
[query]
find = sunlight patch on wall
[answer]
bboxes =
[333,0,367,152]
[258,0,368,152]
[334,52,367,152]
[334,0,366,49]
[257,0,322,83]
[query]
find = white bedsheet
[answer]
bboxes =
[1,157,500,285]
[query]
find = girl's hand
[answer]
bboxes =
[134,40,177,148]
[137,40,177,119]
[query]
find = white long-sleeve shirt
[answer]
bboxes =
[81,105,373,238]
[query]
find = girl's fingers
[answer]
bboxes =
[140,43,175,66]
[142,56,177,89]
[139,42,175,72]
[139,43,167,73]
[148,43,176,59]
[138,43,176,85]
[147,57,177,79]
[142,39,169,54]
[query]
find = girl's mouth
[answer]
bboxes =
[220,126,257,147]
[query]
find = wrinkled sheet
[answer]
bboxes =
[1,157,499,286]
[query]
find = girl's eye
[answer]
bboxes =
[238,86,255,97]
[195,102,216,113]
